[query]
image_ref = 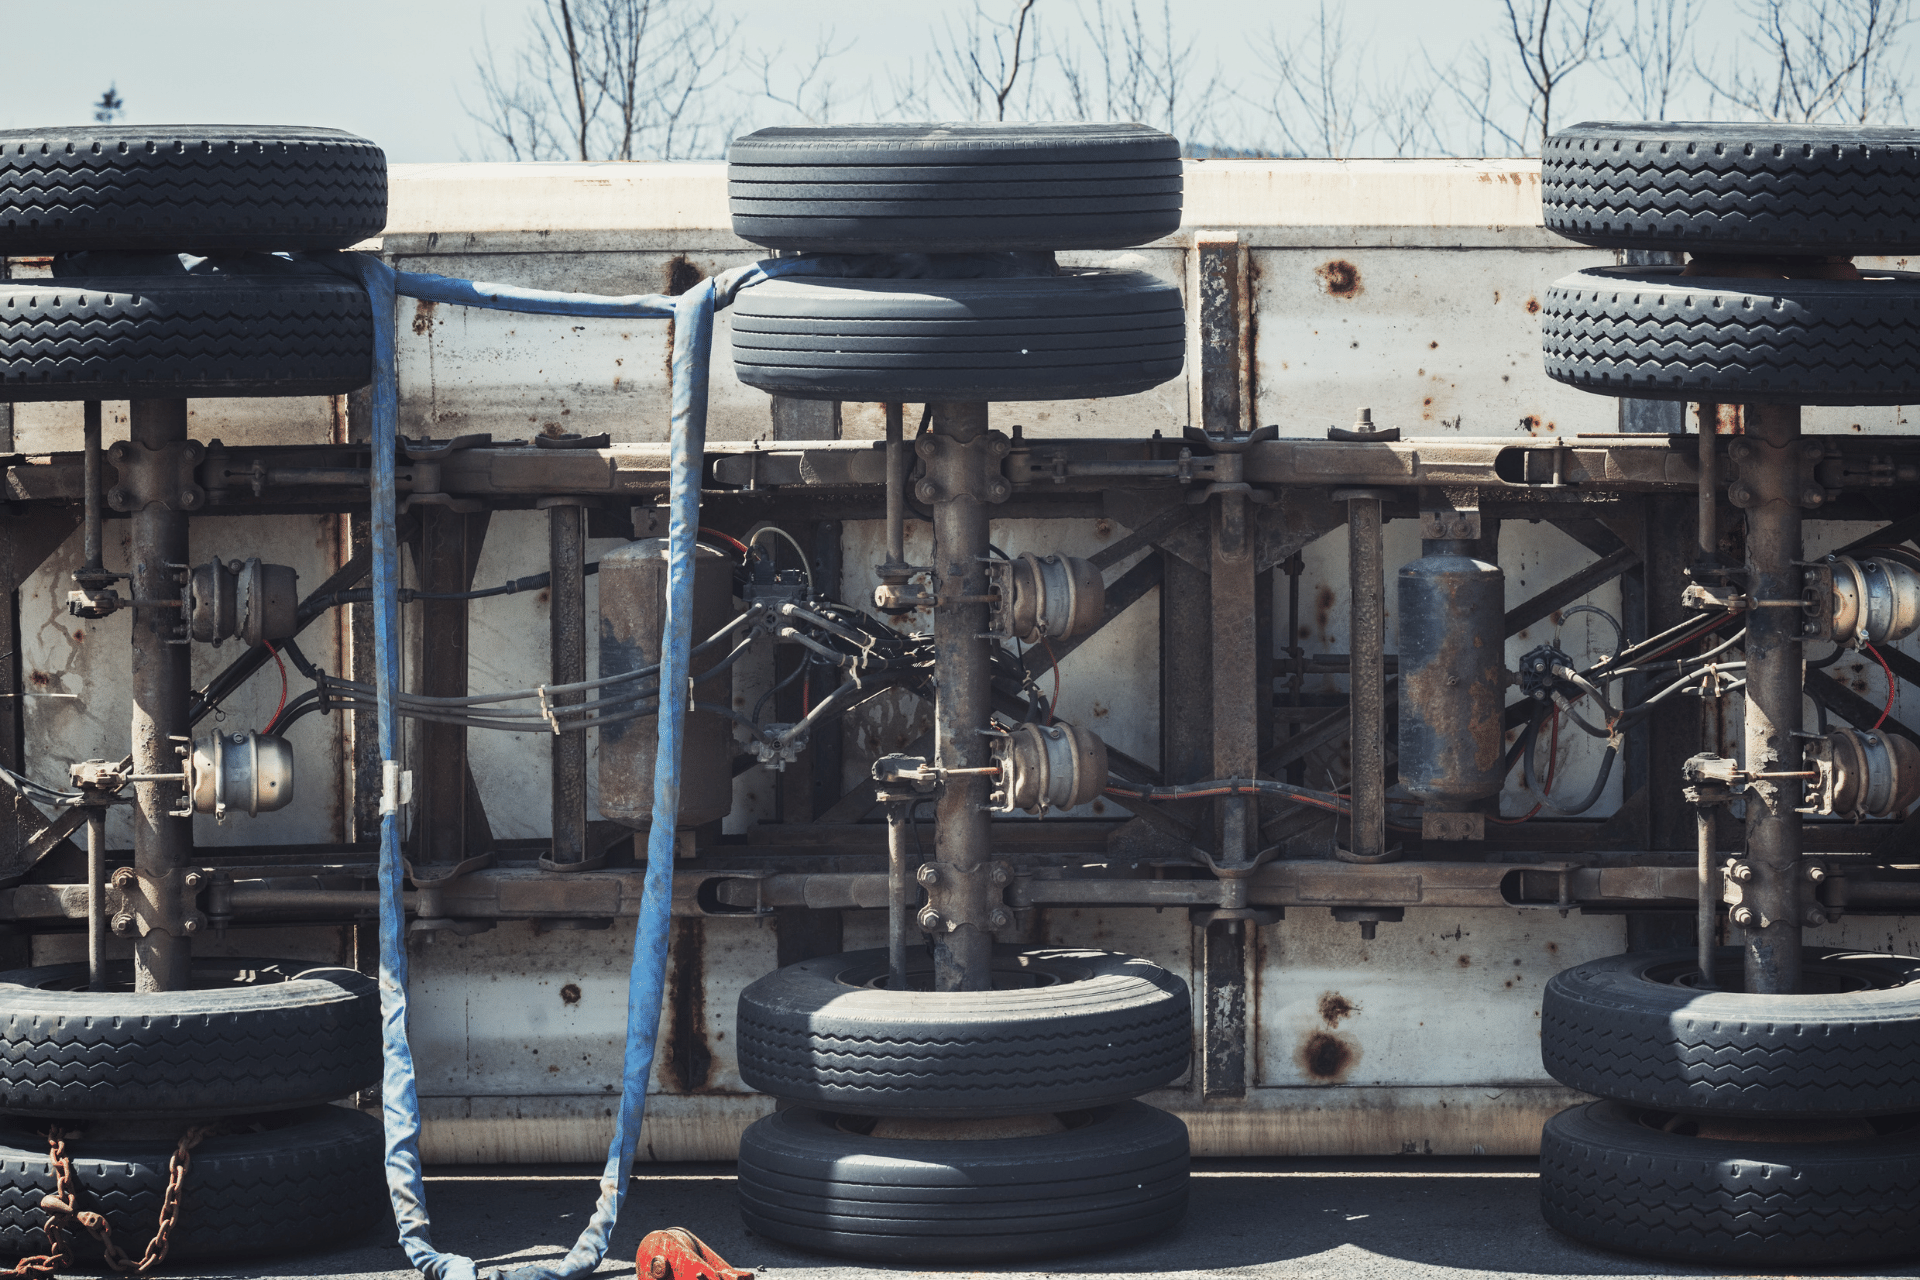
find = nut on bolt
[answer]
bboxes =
[917,907,944,932]
[110,913,135,937]
[184,871,205,890]
[988,908,1012,930]
[110,867,136,890]
[1731,906,1756,926]
[1727,861,1754,882]
[916,864,941,886]
[1806,864,1828,883]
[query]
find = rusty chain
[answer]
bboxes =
[7,1128,74,1275]
[26,1123,216,1276]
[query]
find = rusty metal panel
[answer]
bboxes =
[407,914,775,1109]
[1256,907,1623,1089]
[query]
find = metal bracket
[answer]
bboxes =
[1419,508,1481,541]
[398,434,491,514]
[406,851,497,937]
[1421,811,1485,841]
[106,866,206,939]
[106,439,205,513]
[914,859,1013,933]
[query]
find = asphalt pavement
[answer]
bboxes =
[116,1159,1920,1280]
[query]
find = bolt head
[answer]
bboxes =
[1731,906,1756,926]
[1806,865,1827,883]
[1729,862,1753,882]
[650,1257,668,1280]
[110,867,135,889]
[182,918,199,934]
[988,908,1011,930]
[914,480,940,504]
[916,864,940,886]
[917,908,943,932]
[184,871,204,890]
[110,913,134,936]
[107,487,132,509]
[1802,488,1826,507]
[1805,909,1828,927]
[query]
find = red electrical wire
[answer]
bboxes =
[262,640,288,734]
[1865,641,1897,730]
[697,527,750,556]
[1487,707,1560,824]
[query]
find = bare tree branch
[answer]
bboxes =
[1608,0,1705,118]
[1502,0,1609,152]
[466,0,738,161]
[1706,0,1912,122]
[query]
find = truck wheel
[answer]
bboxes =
[0,125,386,254]
[0,1106,385,1263]
[1544,121,1920,256]
[0,960,380,1118]
[729,123,1180,252]
[0,272,372,402]
[730,269,1184,403]
[737,1101,1188,1262]
[1542,265,1920,405]
[1540,1099,1920,1265]
[736,946,1190,1116]
[1541,946,1920,1118]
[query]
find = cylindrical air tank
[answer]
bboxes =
[1396,546,1506,805]
[597,538,735,829]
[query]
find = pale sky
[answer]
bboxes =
[0,0,1905,162]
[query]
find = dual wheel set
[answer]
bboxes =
[1538,120,1920,1266]
[0,126,393,1262]
[722,122,1198,1262]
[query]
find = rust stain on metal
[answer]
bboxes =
[411,300,437,336]
[1318,992,1357,1026]
[560,982,582,1005]
[665,255,703,297]
[1524,296,1540,314]
[1298,1030,1359,1081]
[1458,954,1472,966]
[661,918,713,1092]
[1316,259,1362,299]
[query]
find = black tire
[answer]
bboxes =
[737,1102,1188,1262]
[1541,264,1920,405]
[729,123,1181,252]
[736,946,1190,1117]
[1543,121,1920,255]
[731,269,1184,403]
[1541,946,1920,1118]
[0,272,372,402]
[0,959,380,1118]
[0,125,386,254]
[0,1106,385,1263]
[1540,1099,1920,1265]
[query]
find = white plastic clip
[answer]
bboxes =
[537,684,561,735]
[380,760,400,815]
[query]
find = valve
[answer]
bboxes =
[1803,728,1920,820]
[1826,554,1920,647]
[1516,642,1578,704]
[988,721,1108,815]
[174,732,296,821]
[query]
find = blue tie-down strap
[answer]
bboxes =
[327,246,1060,1280]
